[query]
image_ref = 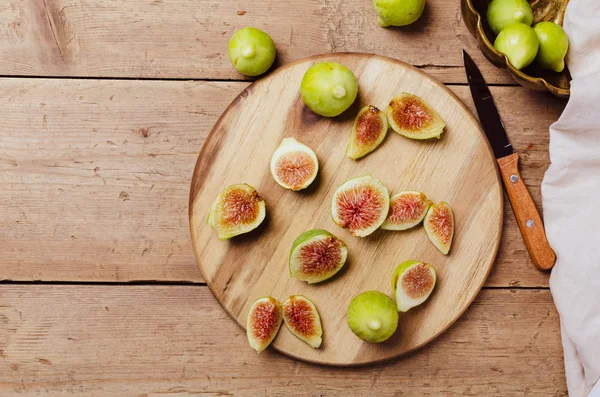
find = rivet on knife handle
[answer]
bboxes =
[497,152,556,271]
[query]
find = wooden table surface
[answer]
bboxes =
[0,0,567,395]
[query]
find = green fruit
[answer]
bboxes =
[534,21,569,72]
[387,93,445,140]
[347,105,388,160]
[300,62,359,117]
[486,0,533,35]
[228,27,276,77]
[494,23,539,70]
[381,191,432,231]
[208,184,266,240]
[372,0,426,27]
[423,202,454,255]
[331,174,390,237]
[289,229,348,284]
[270,137,319,191]
[246,296,283,353]
[392,260,436,312]
[283,295,323,348]
[347,291,398,343]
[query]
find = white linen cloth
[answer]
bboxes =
[542,1,600,396]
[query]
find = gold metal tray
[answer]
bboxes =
[462,0,570,98]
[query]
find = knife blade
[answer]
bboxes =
[463,50,556,271]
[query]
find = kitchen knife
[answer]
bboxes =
[463,50,556,271]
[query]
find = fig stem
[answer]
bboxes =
[332,85,347,99]
[241,44,256,58]
[367,318,382,331]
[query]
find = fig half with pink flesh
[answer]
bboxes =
[207,183,266,240]
[283,295,323,348]
[392,260,436,312]
[246,296,283,353]
[270,137,319,191]
[381,191,432,231]
[289,229,348,284]
[347,105,388,160]
[331,174,390,237]
[387,93,445,140]
[423,202,454,255]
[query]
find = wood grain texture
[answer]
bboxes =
[498,153,556,271]
[0,285,566,396]
[0,0,511,84]
[189,53,503,365]
[0,78,565,285]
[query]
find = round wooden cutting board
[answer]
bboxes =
[189,53,503,366]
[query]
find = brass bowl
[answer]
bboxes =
[462,0,571,98]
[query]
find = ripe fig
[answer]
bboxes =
[300,62,359,117]
[381,191,432,231]
[423,202,454,255]
[391,260,436,312]
[207,184,266,240]
[373,0,426,27]
[331,174,390,237]
[494,23,539,70]
[346,105,388,160]
[534,21,569,73]
[347,291,398,343]
[289,229,348,284]
[282,295,323,348]
[270,137,319,191]
[228,27,276,77]
[486,0,533,35]
[246,296,283,353]
[387,93,446,140]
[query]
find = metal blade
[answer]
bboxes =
[463,50,513,159]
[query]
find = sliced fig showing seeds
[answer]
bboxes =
[289,229,348,284]
[246,296,283,353]
[282,295,323,348]
[270,137,319,191]
[381,191,432,231]
[387,93,446,140]
[208,183,266,240]
[331,174,390,237]
[424,202,454,255]
[392,260,436,312]
[346,105,388,160]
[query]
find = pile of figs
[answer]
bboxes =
[207,61,456,352]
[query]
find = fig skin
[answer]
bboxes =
[289,229,348,284]
[246,296,283,353]
[331,174,390,238]
[270,137,319,191]
[347,105,389,160]
[386,93,446,140]
[208,184,266,240]
[381,191,432,231]
[392,260,437,312]
[228,27,276,77]
[282,295,323,348]
[423,202,454,255]
[300,62,359,117]
[347,290,398,343]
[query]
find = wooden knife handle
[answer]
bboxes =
[497,153,556,271]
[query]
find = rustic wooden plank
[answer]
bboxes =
[0,79,565,285]
[0,285,566,396]
[0,0,512,84]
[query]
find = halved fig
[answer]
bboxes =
[289,229,348,284]
[331,174,390,237]
[207,184,266,240]
[424,202,454,255]
[392,260,436,312]
[387,93,446,140]
[270,137,319,191]
[381,191,432,231]
[282,295,323,348]
[346,105,388,160]
[246,296,283,353]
